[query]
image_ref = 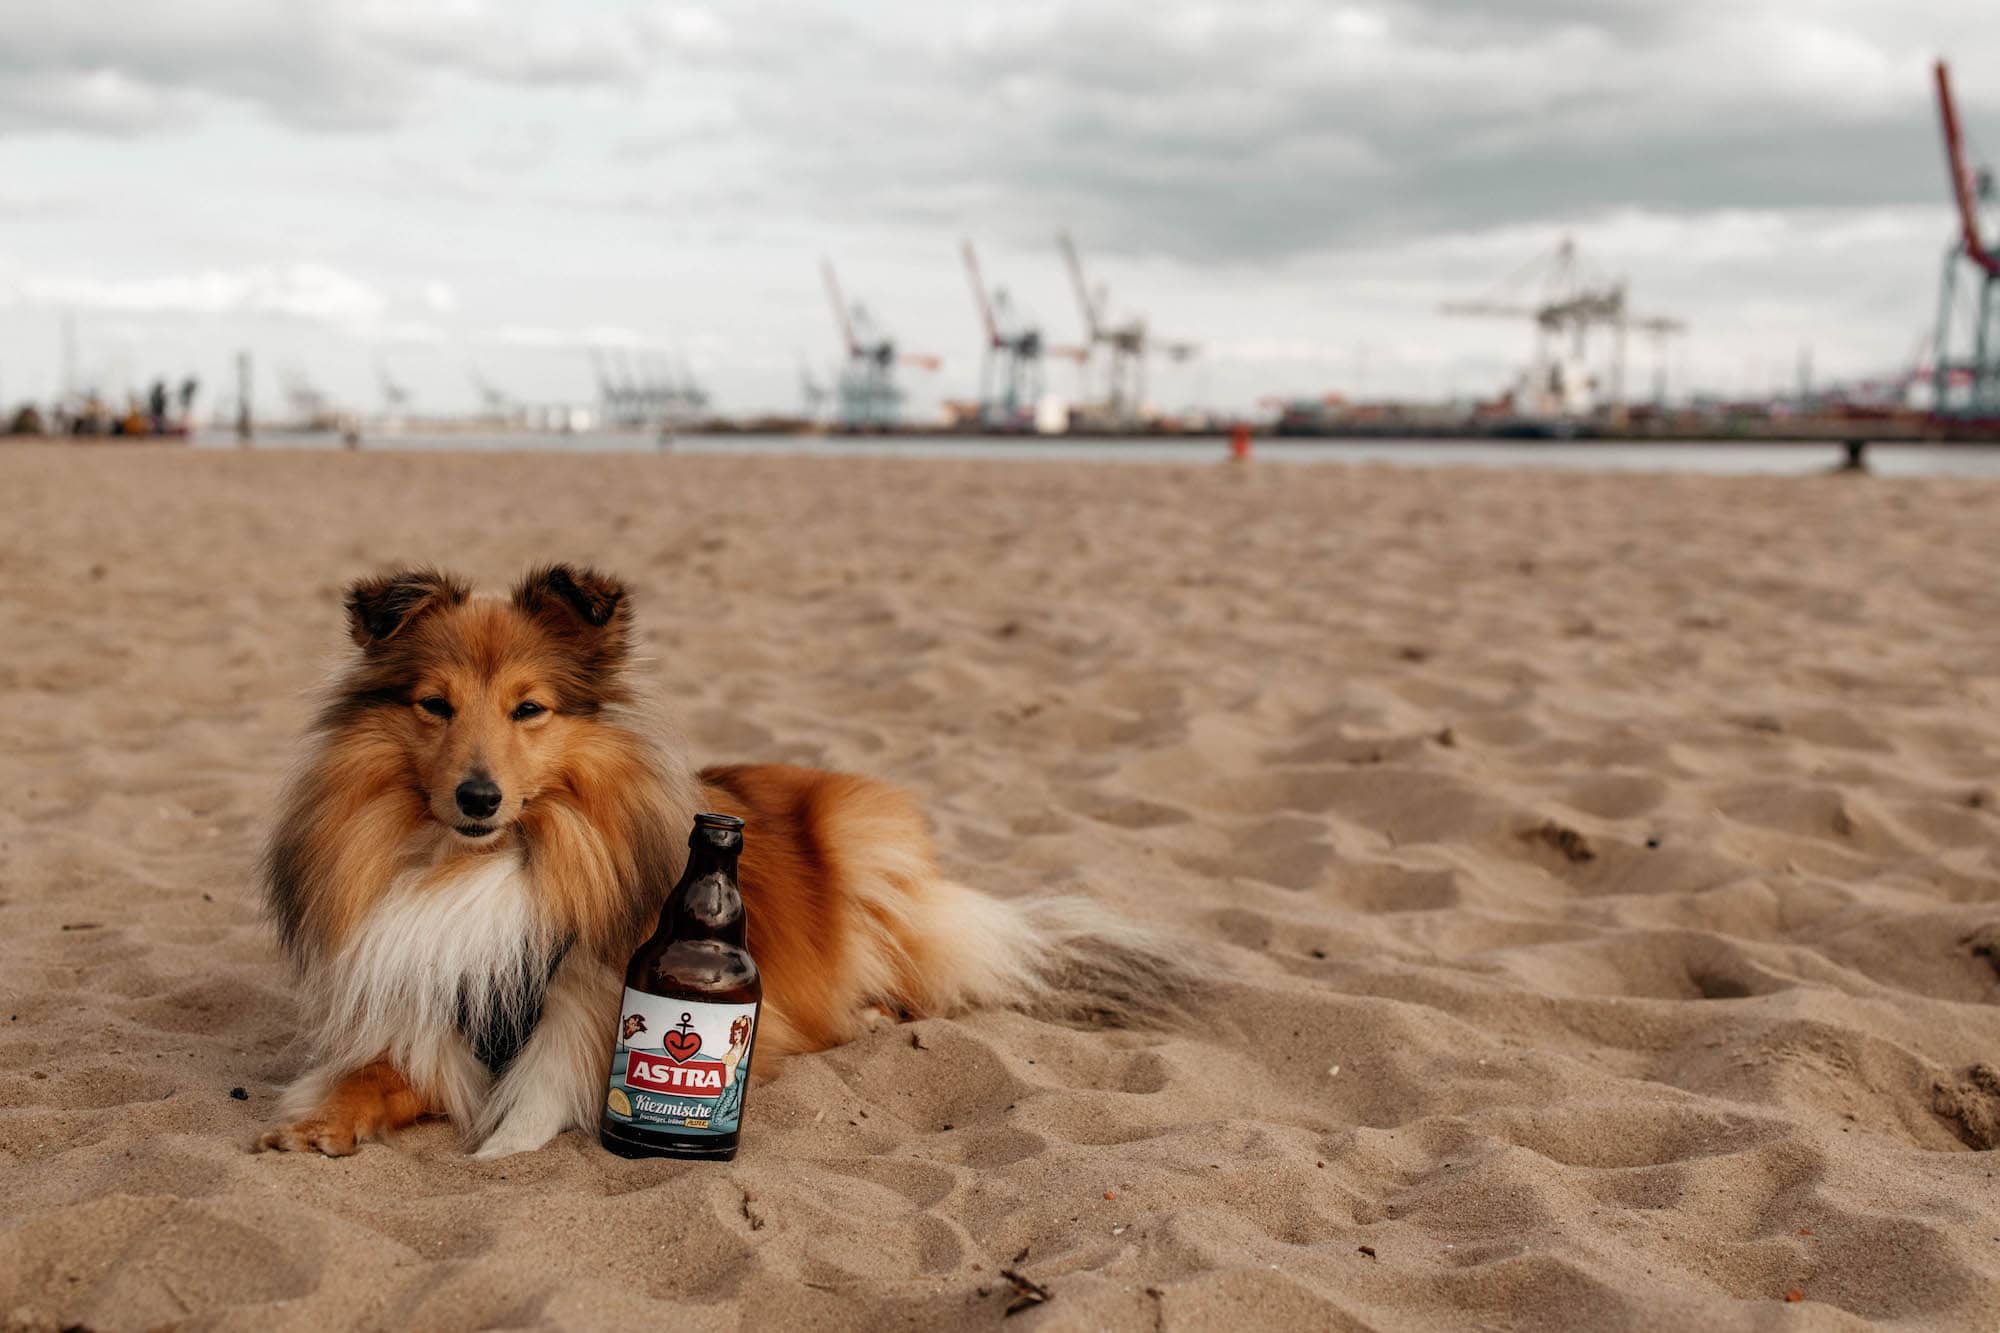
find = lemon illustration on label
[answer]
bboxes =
[606,1088,632,1117]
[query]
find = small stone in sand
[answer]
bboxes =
[229,1087,248,1101]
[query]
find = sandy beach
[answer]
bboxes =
[3,442,1999,1330]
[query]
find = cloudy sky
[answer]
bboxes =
[1,0,1997,421]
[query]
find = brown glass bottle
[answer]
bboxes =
[599,812,762,1160]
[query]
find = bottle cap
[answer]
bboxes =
[690,812,745,851]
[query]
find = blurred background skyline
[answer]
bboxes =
[1,0,1998,421]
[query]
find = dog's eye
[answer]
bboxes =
[418,696,454,719]
[511,701,546,721]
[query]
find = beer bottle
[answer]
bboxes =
[600,812,762,1160]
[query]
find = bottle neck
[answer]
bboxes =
[682,837,740,884]
[662,840,746,947]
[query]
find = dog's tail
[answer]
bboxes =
[802,773,1204,1033]
[898,881,1204,1028]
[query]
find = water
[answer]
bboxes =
[192,430,2000,479]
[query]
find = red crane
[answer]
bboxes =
[961,239,1085,427]
[1936,60,1999,277]
[1931,60,2000,418]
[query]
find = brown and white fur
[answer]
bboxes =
[257,564,1190,1159]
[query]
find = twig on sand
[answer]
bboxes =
[999,1268,1053,1316]
[1520,820,1595,864]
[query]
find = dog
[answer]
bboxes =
[256,564,1189,1158]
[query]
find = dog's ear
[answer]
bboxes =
[345,567,468,647]
[514,565,634,704]
[513,564,628,632]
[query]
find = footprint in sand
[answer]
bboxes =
[1068,792,1193,831]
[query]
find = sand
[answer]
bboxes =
[2,441,1999,1330]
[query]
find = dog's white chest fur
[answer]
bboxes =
[333,853,547,1032]
[290,848,619,1159]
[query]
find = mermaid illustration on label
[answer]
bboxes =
[712,1014,753,1124]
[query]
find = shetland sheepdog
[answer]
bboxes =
[256,564,1189,1159]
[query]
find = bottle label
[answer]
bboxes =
[605,990,759,1137]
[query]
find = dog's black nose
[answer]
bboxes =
[455,778,503,820]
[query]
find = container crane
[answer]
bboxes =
[590,346,708,430]
[961,239,1085,430]
[1056,230,1197,427]
[468,368,512,417]
[377,359,412,415]
[821,257,939,430]
[1441,236,1685,418]
[1932,59,2000,417]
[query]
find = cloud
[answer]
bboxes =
[682,0,2000,259]
[15,262,386,322]
[7,0,1994,262]
[483,323,676,351]
[0,0,668,136]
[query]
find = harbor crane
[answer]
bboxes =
[467,368,513,416]
[377,359,412,415]
[799,355,832,423]
[590,346,708,430]
[961,239,1085,429]
[1057,230,1197,426]
[821,257,939,430]
[1440,236,1685,417]
[1933,59,2000,417]
[276,365,339,431]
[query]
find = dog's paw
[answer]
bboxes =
[471,1125,557,1160]
[255,1119,362,1157]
